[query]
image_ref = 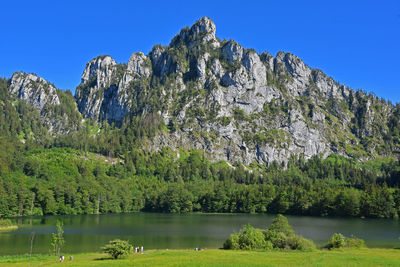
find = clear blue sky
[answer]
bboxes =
[1,0,399,102]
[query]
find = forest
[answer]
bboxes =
[1,77,400,219]
[1,138,399,218]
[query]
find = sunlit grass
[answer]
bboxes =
[0,248,399,267]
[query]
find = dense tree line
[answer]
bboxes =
[0,139,399,218]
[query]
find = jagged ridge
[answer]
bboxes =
[7,17,400,165]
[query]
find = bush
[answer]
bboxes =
[101,239,133,259]
[0,219,12,227]
[267,214,294,237]
[345,236,365,248]
[223,215,316,251]
[0,219,18,232]
[264,214,316,250]
[264,214,293,249]
[223,233,240,249]
[265,231,289,249]
[326,233,346,249]
[326,233,366,249]
[287,235,316,251]
[223,224,269,250]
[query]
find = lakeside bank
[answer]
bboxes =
[0,248,400,267]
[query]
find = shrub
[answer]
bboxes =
[326,233,346,249]
[223,233,240,249]
[264,214,316,250]
[223,224,269,250]
[233,108,248,121]
[267,214,294,237]
[102,239,133,259]
[223,215,316,251]
[326,233,366,249]
[238,225,268,250]
[345,236,365,248]
[0,219,12,227]
[265,231,289,249]
[287,235,316,251]
[265,240,274,250]
[0,219,18,232]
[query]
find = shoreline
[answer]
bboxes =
[0,247,399,257]
[5,211,399,221]
[0,225,18,232]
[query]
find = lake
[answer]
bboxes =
[0,213,399,255]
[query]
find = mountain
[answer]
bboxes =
[4,17,400,165]
[1,17,400,218]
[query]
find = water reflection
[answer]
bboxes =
[0,213,399,255]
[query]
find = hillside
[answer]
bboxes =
[0,17,399,218]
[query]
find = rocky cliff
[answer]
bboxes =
[72,17,394,165]
[8,72,82,135]
[9,72,60,110]
[7,17,396,165]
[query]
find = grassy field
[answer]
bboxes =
[0,248,399,267]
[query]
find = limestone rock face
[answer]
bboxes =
[81,56,116,85]
[9,72,60,111]
[8,72,81,135]
[75,55,130,122]
[182,16,220,48]
[127,52,151,78]
[222,41,244,62]
[69,17,391,165]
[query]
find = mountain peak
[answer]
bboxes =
[170,17,219,48]
[81,55,116,84]
[191,16,216,37]
[9,72,60,111]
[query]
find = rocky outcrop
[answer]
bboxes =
[127,52,151,78]
[8,72,81,135]
[70,17,392,165]
[75,55,130,122]
[174,16,220,49]
[9,72,60,111]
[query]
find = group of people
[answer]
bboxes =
[57,247,143,262]
[135,246,144,254]
[59,255,73,262]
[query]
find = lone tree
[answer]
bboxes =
[51,220,65,255]
[102,239,133,259]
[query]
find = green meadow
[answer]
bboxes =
[0,249,399,267]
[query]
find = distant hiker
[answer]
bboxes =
[69,255,73,261]
[59,255,64,262]
[141,246,143,254]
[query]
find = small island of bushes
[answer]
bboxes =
[0,219,18,232]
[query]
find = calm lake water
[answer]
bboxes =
[0,213,399,255]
